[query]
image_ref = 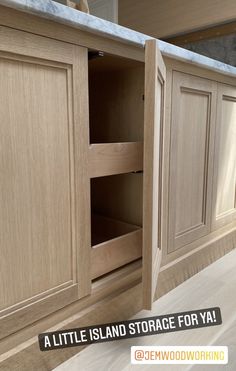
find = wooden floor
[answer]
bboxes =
[55,249,236,371]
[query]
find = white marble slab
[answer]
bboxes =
[1,0,236,78]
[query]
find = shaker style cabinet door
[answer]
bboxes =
[143,40,166,309]
[168,72,217,252]
[0,27,91,339]
[212,84,236,229]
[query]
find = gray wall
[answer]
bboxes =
[184,33,236,67]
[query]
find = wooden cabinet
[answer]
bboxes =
[167,70,236,255]
[88,54,144,280]
[0,26,167,332]
[0,15,235,361]
[212,84,236,229]
[88,41,166,310]
[168,72,217,252]
[0,27,91,338]
[143,40,166,309]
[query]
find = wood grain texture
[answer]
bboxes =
[160,58,236,266]
[0,56,72,312]
[89,142,143,178]
[212,83,236,229]
[0,7,236,369]
[119,0,236,38]
[0,5,144,62]
[160,65,172,266]
[163,221,236,267]
[0,29,91,337]
[0,265,143,369]
[91,215,142,279]
[1,228,235,368]
[0,25,75,64]
[156,228,236,300]
[72,46,91,298]
[0,286,78,341]
[143,39,166,309]
[91,229,142,279]
[91,214,140,245]
[163,57,236,87]
[89,64,144,144]
[91,173,143,227]
[89,57,144,230]
[0,261,141,355]
[168,72,217,252]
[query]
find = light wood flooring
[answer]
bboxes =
[55,249,236,371]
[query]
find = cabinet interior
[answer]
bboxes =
[91,174,143,280]
[88,53,144,143]
[88,53,144,279]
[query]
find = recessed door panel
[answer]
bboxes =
[212,84,236,228]
[168,72,217,252]
[0,27,91,338]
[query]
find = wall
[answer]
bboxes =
[53,0,118,22]
[118,0,236,38]
[88,0,118,23]
[184,34,236,67]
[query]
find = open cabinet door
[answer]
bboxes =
[143,39,166,310]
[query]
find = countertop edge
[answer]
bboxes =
[0,0,236,78]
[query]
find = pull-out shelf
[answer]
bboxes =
[89,142,143,178]
[91,214,142,279]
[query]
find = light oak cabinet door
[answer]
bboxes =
[212,84,236,229]
[0,27,90,338]
[168,72,217,252]
[143,40,166,309]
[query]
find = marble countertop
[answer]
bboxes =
[0,0,236,78]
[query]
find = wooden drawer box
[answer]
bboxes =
[91,214,142,279]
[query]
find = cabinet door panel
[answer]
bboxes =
[212,84,236,229]
[0,27,90,338]
[168,72,217,252]
[0,58,73,310]
[143,40,166,309]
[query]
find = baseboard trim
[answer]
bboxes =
[156,227,236,299]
